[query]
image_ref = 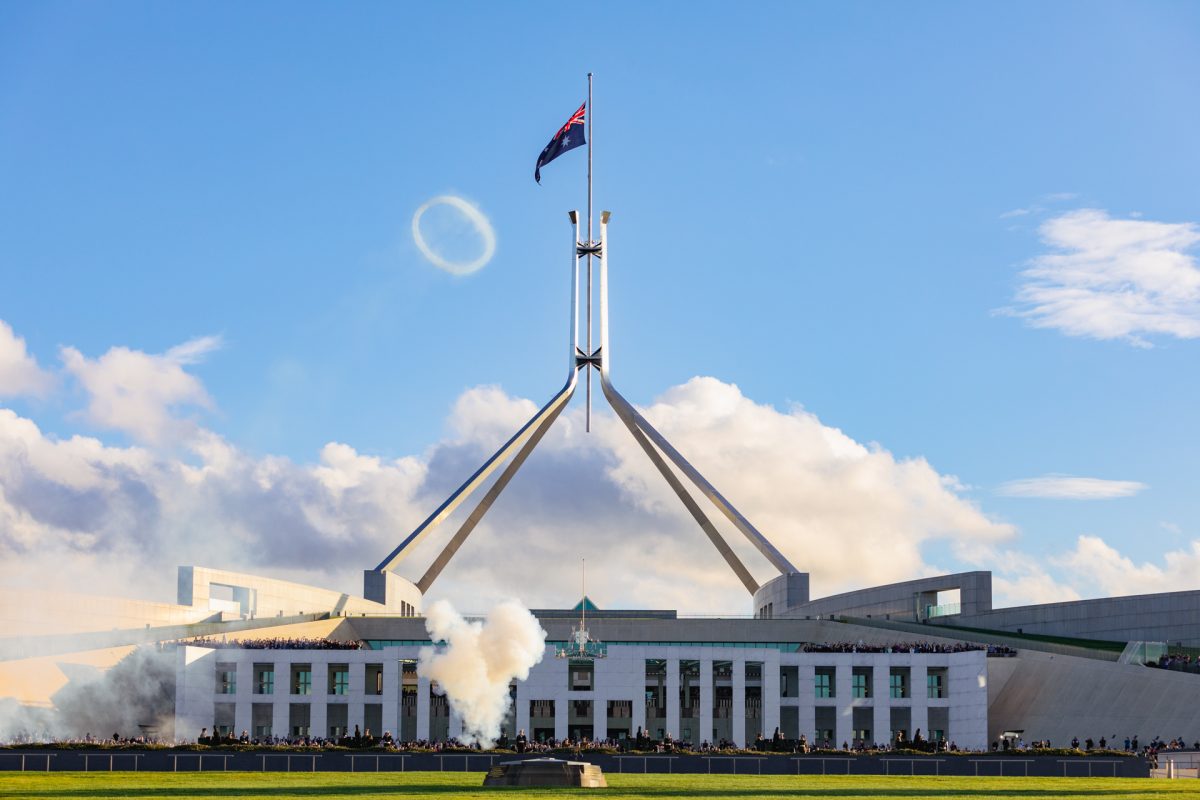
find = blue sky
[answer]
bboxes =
[1,2,1198,610]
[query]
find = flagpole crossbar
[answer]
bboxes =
[575,347,602,369]
[367,210,797,602]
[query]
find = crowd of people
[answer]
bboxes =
[798,641,1017,656]
[1147,653,1200,673]
[177,637,1020,655]
[185,636,366,651]
[7,727,1197,759]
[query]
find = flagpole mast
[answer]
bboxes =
[586,71,594,433]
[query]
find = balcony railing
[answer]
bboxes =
[925,602,961,619]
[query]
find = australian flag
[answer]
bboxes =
[534,102,586,184]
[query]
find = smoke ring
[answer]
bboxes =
[411,195,496,275]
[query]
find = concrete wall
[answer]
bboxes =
[944,590,1200,647]
[179,566,421,619]
[759,572,993,622]
[752,573,810,618]
[987,648,1200,745]
[0,586,216,638]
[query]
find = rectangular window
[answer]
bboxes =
[254,665,274,695]
[889,670,908,699]
[366,664,384,696]
[329,665,350,695]
[852,673,869,698]
[291,665,312,696]
[215,664,236,695]
[814,668,834,699]
[927,671,946,699]
[570,660,594,690]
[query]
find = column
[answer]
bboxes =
[873,661,890,748]
[731,658,746,748]
[273,659,290,739]
[310,699,328,741]
[632,665,647,739]
[448,708,463,740]
[234,657,252,736]
[910,661,929,742]
[349,661,365,736]
[834,662,853,748]
[797,663,815,742]
[416,676,431,740]
[515,682,531,739]
[762,653,781,742]
[593,695,607,742]
[665,657,681,741]
[553,689,568,741]
[382,658,400,741]
[699,659,714,746]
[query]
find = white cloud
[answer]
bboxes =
[1057,534,1200,598]
[1008,209,1200,345]
[1,321,1186,615]
[0,358,1017,612]
[59,335,222,445]
[999,208,1032,219]
[0,321,53,398]
[996,475,1147,500]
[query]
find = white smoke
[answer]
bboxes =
[417,599,546,746]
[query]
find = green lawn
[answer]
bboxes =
[0,772,1188,800]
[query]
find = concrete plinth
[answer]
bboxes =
[483,758,606,788]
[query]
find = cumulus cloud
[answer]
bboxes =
[60,335,222,445]
[1057,534,1200,598]
[20,321,1191,614]
[0,336,1019,611]
[965,545,1083,607]
[0,321,53,398]
[996,475,1147,500]
[1007,209,1200,345]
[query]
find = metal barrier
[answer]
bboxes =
[256,754,321,772]
[432,753,499,772]
[612,755,678,773]
[790,757,854,775]
[81,752,142,772]
[969,758,1034,776]
[1057,759,1124,777]
[167,753,233,772]
[882,758,947,775]
[347,754,409,772]
[702,756,765,774]
[0,753,55,771]
[0,749,1150,777]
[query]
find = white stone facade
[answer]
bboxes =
[175,644,988,750]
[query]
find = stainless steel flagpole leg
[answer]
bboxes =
[586,71,593,432]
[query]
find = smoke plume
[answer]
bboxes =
[0,646,176,742]
[417,599,546,746]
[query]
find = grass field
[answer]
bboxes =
[0,772,1189,800]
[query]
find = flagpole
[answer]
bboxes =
[586,71,593,433]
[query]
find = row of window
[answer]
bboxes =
[217,663,946,700]
[366,640,819,652]
[216,664,388,696]
[812,668,946,699]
